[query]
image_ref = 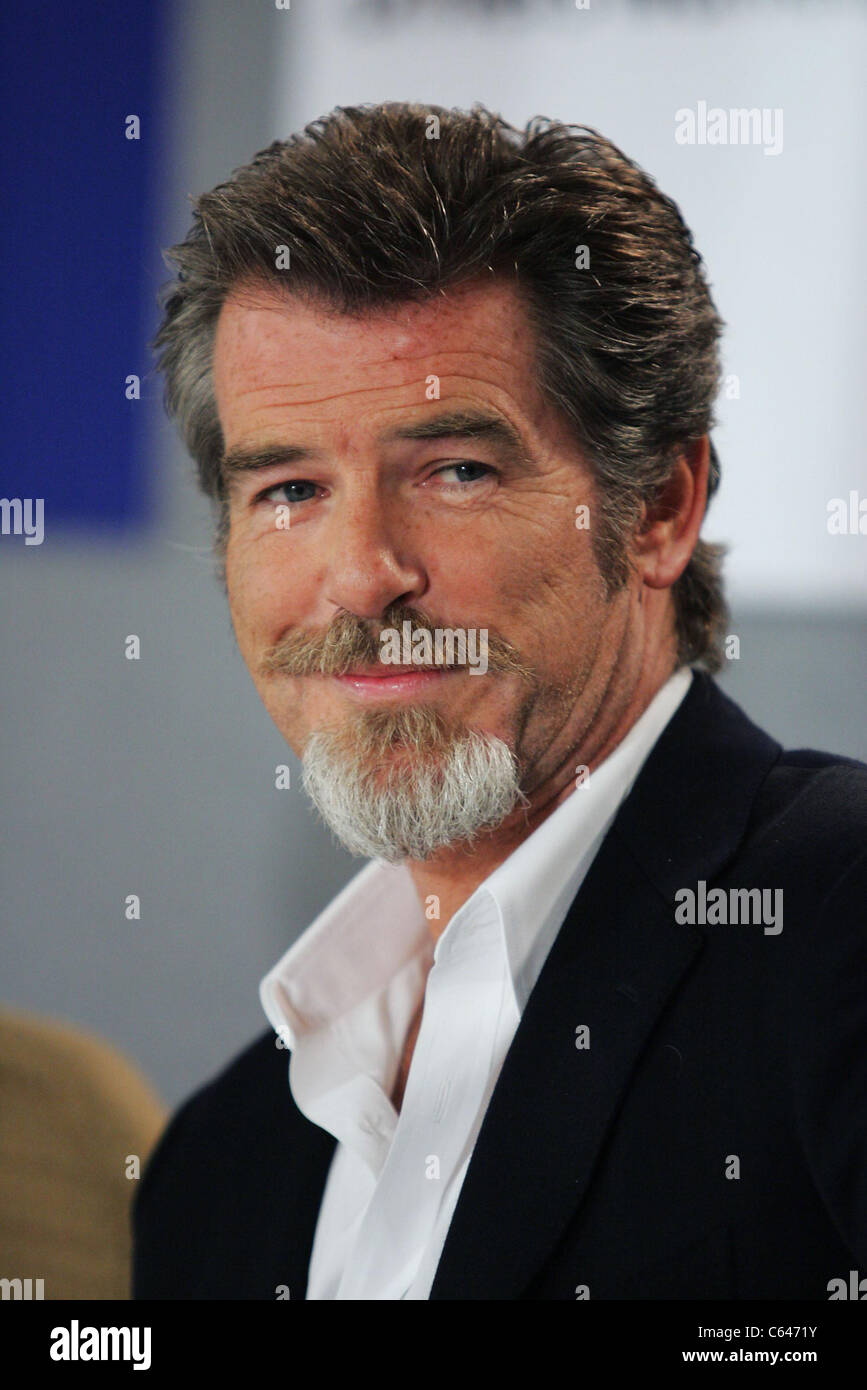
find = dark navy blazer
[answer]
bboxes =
[132,673,867,1299]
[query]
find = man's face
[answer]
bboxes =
[214,276,634,827]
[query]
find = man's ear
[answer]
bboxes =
[632,437,710,590]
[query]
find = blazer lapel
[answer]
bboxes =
[430,673,782,1299]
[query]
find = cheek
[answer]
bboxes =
[224,534,288,666]
[487,516,601,627]
[503,547,611,696]
[225,535,332,719]
[226,523,289,610]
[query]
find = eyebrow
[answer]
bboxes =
[220,409,534,484]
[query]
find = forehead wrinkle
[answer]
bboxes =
[215,287,552,447]
[227,380,438,413]
[226,343,528,387]
[219,308,529,374]
[223,366,535,419]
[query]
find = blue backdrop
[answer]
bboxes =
[1,1,167,534]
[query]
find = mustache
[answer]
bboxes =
[259,602,535,683]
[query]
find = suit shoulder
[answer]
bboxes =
[178,1027,284,1124]
[136,1029,285,1196]
[749,747,867,884]
[202,1026,286,1101]
[760,745,867,826]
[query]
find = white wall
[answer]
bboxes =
[274,0,867,612]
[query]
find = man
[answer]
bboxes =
[133,102,867,1300]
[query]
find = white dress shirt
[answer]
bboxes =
[259,665,693,1299]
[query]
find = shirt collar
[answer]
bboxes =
[477,663,693,1011]
[260,665,693,1044]
[260,857,431,1049]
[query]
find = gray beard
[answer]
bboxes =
[300,711,523,863]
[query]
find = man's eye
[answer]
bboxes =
[259,480,318,505]
[432,462,495,485]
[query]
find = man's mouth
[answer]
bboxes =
[342,663,454,676]
[330,664,457,699]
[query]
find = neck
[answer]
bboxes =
[406,648,677,942]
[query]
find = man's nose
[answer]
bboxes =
[323,494,427,621]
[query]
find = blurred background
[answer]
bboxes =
[2,0,866,1116]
